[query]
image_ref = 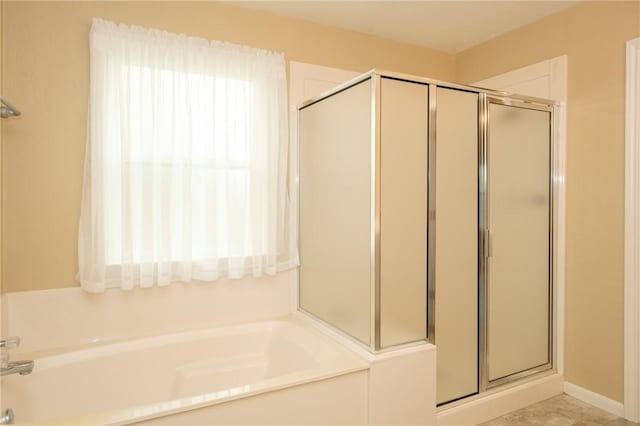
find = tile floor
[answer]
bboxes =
[480,394,639,425]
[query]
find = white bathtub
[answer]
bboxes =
[1,317,369,425]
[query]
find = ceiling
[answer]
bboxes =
[229,1,578,53]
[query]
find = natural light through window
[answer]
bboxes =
[78,18,296,292]
[103,66,254,264]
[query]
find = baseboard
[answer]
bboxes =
[437,373,563,425]
[564,382,624,417]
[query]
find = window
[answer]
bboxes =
[78,19,297,292]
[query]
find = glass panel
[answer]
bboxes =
[379,78,428,348]
[487,103,551,381]
[298,79,372,346]
[435,88,478,403]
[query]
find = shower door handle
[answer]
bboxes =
[485,229,493,258]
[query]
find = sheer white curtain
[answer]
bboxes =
[78,18,297,293]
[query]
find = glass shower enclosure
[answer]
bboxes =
[298,75,429,351]
[296,70,558,405]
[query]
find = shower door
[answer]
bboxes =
[483,97,553,386]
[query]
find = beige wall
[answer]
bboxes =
[1,1,455,293]
[1,0,6,338]
[0,0,3,295]
[457,0,640,404]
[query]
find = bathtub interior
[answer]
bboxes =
[1,318,368,424]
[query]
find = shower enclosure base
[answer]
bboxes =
[437,373,563,425]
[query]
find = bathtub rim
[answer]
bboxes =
[4,315,370,425]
